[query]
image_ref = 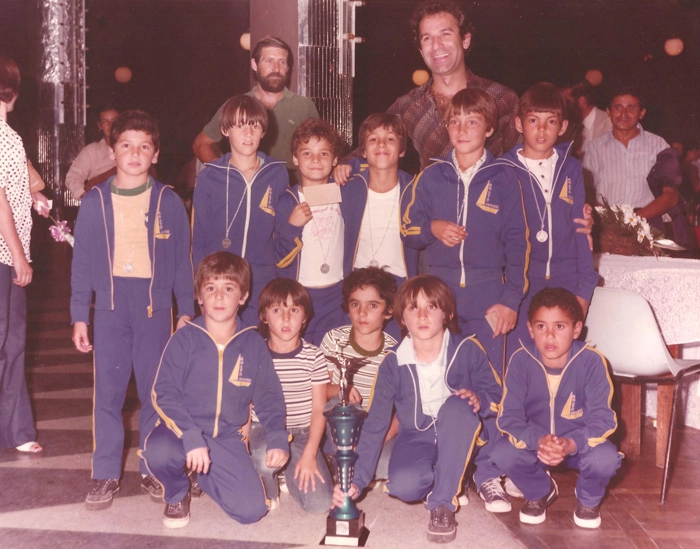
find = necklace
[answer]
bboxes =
[222,161,256,249]
[115,190,148,274]
[308,203,337,274]
[366,185,398,268]
[524,169,549,243]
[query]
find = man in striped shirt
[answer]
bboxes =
[583,88,679,225]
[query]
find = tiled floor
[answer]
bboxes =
[2,239,699,548]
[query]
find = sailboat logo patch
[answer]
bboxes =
[259,186,275,216]
[558,177,574,205]
[229,355,252,387]
[476,182,499,214]
[561,392,583,420]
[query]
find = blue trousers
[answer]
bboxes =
[92,277,172,479]
[142,422,268,524]
[492,436,622,507]
[249,422,332,514]
[0,264,36,448]
[305,282,346,345]
[385,395,481,512]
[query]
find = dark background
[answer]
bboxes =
[2,0,699,186]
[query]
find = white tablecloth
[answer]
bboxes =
[594,253,700,429]
[595,253,700,346]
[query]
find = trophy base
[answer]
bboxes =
[322,512,368,546]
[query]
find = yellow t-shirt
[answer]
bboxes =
[112,180,152,278]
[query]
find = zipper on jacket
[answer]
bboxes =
[97,187,115,311]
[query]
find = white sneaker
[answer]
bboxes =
[458,492,469,507]
[478,478,512,513]
[503,476,524,499]
[268,497,280,511]
[278,472,289,494]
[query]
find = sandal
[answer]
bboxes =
[16,441,43,453]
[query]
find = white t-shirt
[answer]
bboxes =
[354,184,405,277]
[298,189,344,287]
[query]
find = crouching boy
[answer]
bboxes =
[493,287,622,529]
[141,252,289,528]
[332,276,503,544]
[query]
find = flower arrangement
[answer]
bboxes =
[48,216,74,247]
[593,200,666,257]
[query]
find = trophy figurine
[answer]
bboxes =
[323,350,369,546]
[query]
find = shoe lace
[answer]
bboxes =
[431,506,453,527]
[481,478,505,499]
[90,479,115,495]
[167,500,184,514]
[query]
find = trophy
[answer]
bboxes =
[323,350,369,546]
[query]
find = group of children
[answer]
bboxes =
[69,80,621,544]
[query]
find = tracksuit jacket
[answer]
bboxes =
[192,152,293,269]
[498,339,617,455]
[340,164,419,279]
[400,151,529,313]
[70,177,194,323]
[352,333,503,493]
[151,316,289,454]
[497,142,599,302]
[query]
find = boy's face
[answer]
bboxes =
[515,112,568,160]
[293,137,338,186]
[198,277,249,327]
[402,290,447,345]
[527,306,582,369]
[110,130,159,179]
[447,111,493,161]
[363,126,404,171]
[223,114,264,159]
[347,285,393,338]
[263,295,305,347]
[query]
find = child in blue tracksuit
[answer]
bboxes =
[142,252,289,528]
[192,95,295,326]
[71,110,194,510]
[497,83,599,359]
[275,118,348,344]
[400,89,529,375]
[340,113,419,340]
[332,276,503,544]
[493,287,621,529]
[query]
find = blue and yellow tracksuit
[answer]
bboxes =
[142,316,288,523]
[352,332,503,512]
[70,177,194,480]
[493,339,622,507]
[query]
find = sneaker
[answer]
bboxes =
[478,478,512,513]
[140,474,163,503]
[85,479,120,511]
[163,492,191,529]
[503,476,524,499]
[427,505,457,544]
[278,471,289,494]
[458,492,469,507]
[268,496,280,511]
[188,471,203,499]
[573,502,601,529]
[519,477,558,525]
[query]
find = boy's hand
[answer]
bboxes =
[294,452,326,493]
[265,448,289,469]
[431,220,467,247]
[485,304,517,336]
[333,164,352,186]
[574,203,594,251]
[453,388,480,413]
[72,321,93,353]
[288,202,313,227]
[331,482,359,509]
[186,446,211,474]
[347,385,362,405]
[11,254,32,287]
[536,434,575,466]
[175,315,192,330]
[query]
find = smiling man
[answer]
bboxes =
[582,87,679,227]
[192,36,319,174]
[387,0,520,169]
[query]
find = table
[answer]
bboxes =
[595,254,700,464]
